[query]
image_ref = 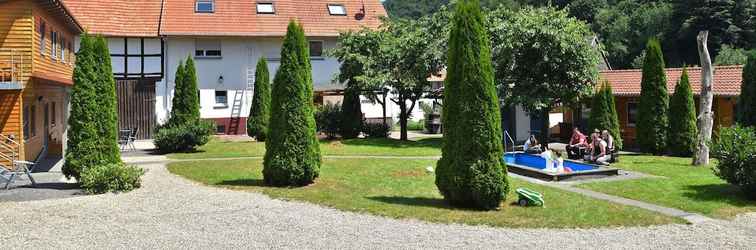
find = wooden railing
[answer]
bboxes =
[0,49,25,89]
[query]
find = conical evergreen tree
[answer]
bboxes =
[63,34,99,180]
[182,56,200,122]
[92,36,121,163]
[167,61,185,126]
[637,39,669,154]
[340,86,363,139]
[668,67,698,156]
[247,58,271,140]
[737,52,756,127]
[435,0,507,210]
[263,21,321,186]
[589,81,622,149]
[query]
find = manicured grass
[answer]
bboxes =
[578,155,756,219]
[167,137,442,159]
[168,158,680,228]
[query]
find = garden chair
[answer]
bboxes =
[118,129,131,151]
[0,160,36,190]
[127,128,139,151]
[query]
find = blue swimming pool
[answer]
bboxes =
[503,152,618,181]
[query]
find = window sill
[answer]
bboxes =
[213,104,228,109]
[310,57,325,61]
[195,56,222,60]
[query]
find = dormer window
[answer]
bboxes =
[327,4,346,16]
[257,2,275,14]
[196,0,214,13]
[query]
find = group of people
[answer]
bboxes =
[565,127,615,165]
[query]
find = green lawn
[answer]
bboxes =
[167,137,442,159]
[168,158,680,228]
[578,155,756,219]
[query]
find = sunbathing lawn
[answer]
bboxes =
[167,137,442,159]
[578,155,756,219]
[168,158,680,228]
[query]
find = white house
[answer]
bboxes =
[67,0,387,137]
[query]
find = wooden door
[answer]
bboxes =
[116,79,156,139]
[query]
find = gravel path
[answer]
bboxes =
[2,163,755,249]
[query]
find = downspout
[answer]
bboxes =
[158,0,169,122]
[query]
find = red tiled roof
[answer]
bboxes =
[64,0,162,37]
[600,65,744,97]
[160,0,386,37]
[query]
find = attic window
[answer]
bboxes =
[257,3,275,14]
[327,4,346,16]
[196,0,214,13]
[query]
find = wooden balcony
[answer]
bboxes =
[0,49,27,90]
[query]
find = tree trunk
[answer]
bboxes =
[693,31,714,166]
[399,99,408,141]
[540,109,550,149]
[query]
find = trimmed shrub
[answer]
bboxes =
[589,81,622,149]
[363,122,392,138]
[407,119,425,131]
[154,120,215,153]
[710,125,756,200]
[80,163,144,194]
[668,68,698,156]
[315,102,342,139]
[168,56,200,126]
[435,0,507,210]
[263,21,322,186]
[248,58,271,141]
[340,86,363,139]
[637,39,669,155]
[736,52,756,127]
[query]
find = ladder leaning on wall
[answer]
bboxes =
[227,68,255,135]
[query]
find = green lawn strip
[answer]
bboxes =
[578,155,756,219]
[167,158,681,228]
[167,137,442,159]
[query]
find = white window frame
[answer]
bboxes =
[195,40,222,58]
[51,31,58,60]
[60,36,66,63]
[327,4,347,16]
[38,21,46,56]
[256,2,275,14]
[195,0,214,13]
[214,90,228,107]
[308,40,324,58]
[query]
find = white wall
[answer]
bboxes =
[157,37,342,123]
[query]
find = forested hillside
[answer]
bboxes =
[382,0,756,69]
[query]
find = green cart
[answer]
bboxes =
[516,187,544,207]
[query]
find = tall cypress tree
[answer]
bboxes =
[637,39,669,155]
[182,56,201,122]
[92,36,121,163]
[168,61,185,126]
[589,81,623,149]
[435,0,507,210]
[737,52,756,127]
[340,86,363,139]
[668,67,698,156]
[63,34,99,180]
[247,58,271,140]
[263,21,321,186]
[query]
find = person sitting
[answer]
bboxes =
[584,133,610,165]
[566,127,588,159]
[523,135,542,154]
[601,130,618,163]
